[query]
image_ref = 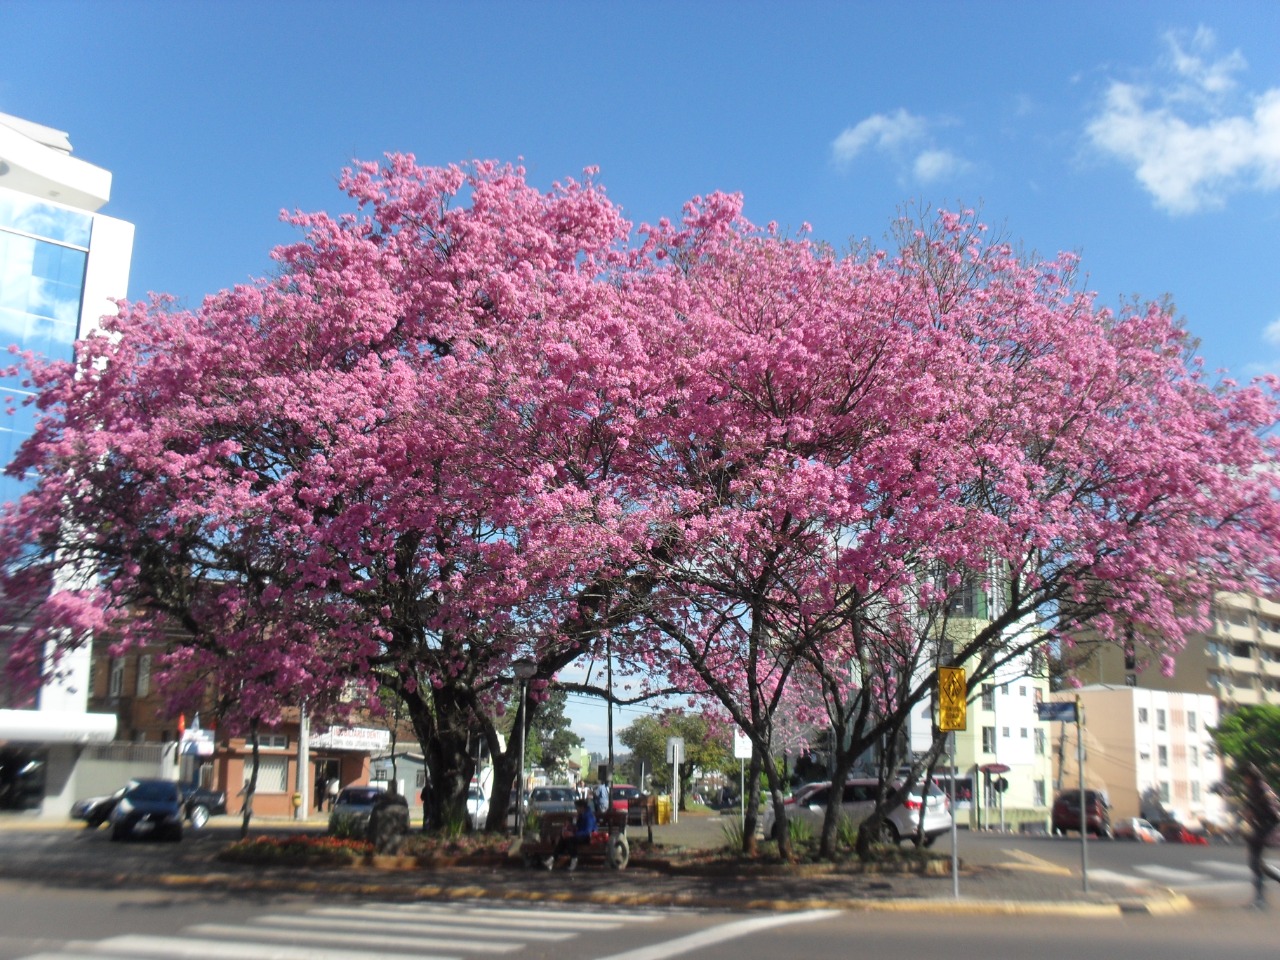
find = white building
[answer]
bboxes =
[0,112,134,816]
[1051,685,1225,828]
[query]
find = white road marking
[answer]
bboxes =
[316,903,632,929]
[593,909,841,960]
[1133,864,1211,884]
[57,936,457,960]
[187,922,519,953]
[249,912,575,941]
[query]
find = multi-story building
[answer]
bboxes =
[1050,685,1225,828]
[1071,593,1280,708]
[907,583,1055,829]
[0,113,134,816]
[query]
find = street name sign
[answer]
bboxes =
[1036,701,1078,723]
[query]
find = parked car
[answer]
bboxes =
[108,778,185,842]
[762,778,952,846]
[71,785,128,828]
[527,785,578,818]
[328,786,386,833]
[609,783,648,825]
[1051,790,1112,838]
[1113,817,1165,843]
[180,784,227,829]
[1157,821,1210,845]
[73,780,226,830]
[467,785,489,830]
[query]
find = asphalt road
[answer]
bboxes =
[1,880,1277,960]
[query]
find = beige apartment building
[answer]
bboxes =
[1072,593,1280,707]
[1051,685,1225,828]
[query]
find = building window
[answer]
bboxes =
[1019,686,1027,697]
[982,727,996,753]
[1002,726,1010,739]
[257,734,289,751]
[248,756,288,794]
[1033,779,1046,806]
[1159,781,1171,803]
[1020,727,1028,738]
[136,654,152,698]
[108,658,125,697]
[1191,782,1201,802]
[1190,746,1199,767]
[1158,746,1168,767]
[981,685,995,711]
[1156,709,1166,731]
[1187,711,1197,733]
[1138,707,1149,723]
[1035,729,1046,755]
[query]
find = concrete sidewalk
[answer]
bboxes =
[0,810,1192,917]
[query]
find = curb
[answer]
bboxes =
[0,864,1190,918]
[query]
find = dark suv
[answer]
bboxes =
[1052,789,1112,838]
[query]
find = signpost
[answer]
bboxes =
[936,666,966,899]
[1037,699,1088,891]
[666,736,684,825]
[733,731,751,832]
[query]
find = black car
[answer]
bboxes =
[181,784,227,828]
[73,780,226,830]
[108,778,185,841]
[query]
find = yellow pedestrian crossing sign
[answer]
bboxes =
[937,666,967,732]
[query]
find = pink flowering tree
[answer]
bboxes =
[0,158,684,830]
[624,203,1280,856]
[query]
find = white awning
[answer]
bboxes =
[0,709,117,744]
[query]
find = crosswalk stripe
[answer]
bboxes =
[1083,868,1150,887]
[315,904,627,930]
[249,913,575,941]
[187,923,519,953]
[364,902,666,923]
[1133,864,1210,884]
[59,936,457,960]
[1199,860,1253,878]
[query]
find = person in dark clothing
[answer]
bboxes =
[419,781,431,833]
[1241,762,1280,908]
[550,797,596,871]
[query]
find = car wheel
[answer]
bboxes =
[607,833,630,870]
[189,805,209,830]
[885,821,902,845]
[922,832,939,848]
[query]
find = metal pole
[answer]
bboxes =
[606,633,614,790]
[517,678,528,838]
[950,731,959,899]
[294,700,310,821]
[1078,697,1089,893]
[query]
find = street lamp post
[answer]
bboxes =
[513,658,537,838]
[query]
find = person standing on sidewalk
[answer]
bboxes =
[1241,762,1280,908]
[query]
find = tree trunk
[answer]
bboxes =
[238,720,259,840]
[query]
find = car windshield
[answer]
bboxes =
[127,781,179,802]
[337,788,381,805]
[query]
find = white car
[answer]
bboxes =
[763,778,952,846]
[467,786,489,830]
[1113,817,1165,843]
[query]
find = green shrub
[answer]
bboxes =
[219,834,372,866]
[327,812,365,841]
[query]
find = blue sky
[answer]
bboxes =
[5,0,1280,753]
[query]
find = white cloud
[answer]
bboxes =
[913,149,969,183]
[1087,27,1280,214]
[831,109,928,163]
[1263,316,1280,348]
[831,109,968,184]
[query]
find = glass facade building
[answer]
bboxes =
[0,189,94,506]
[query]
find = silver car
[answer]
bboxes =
[763,778,952,846]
